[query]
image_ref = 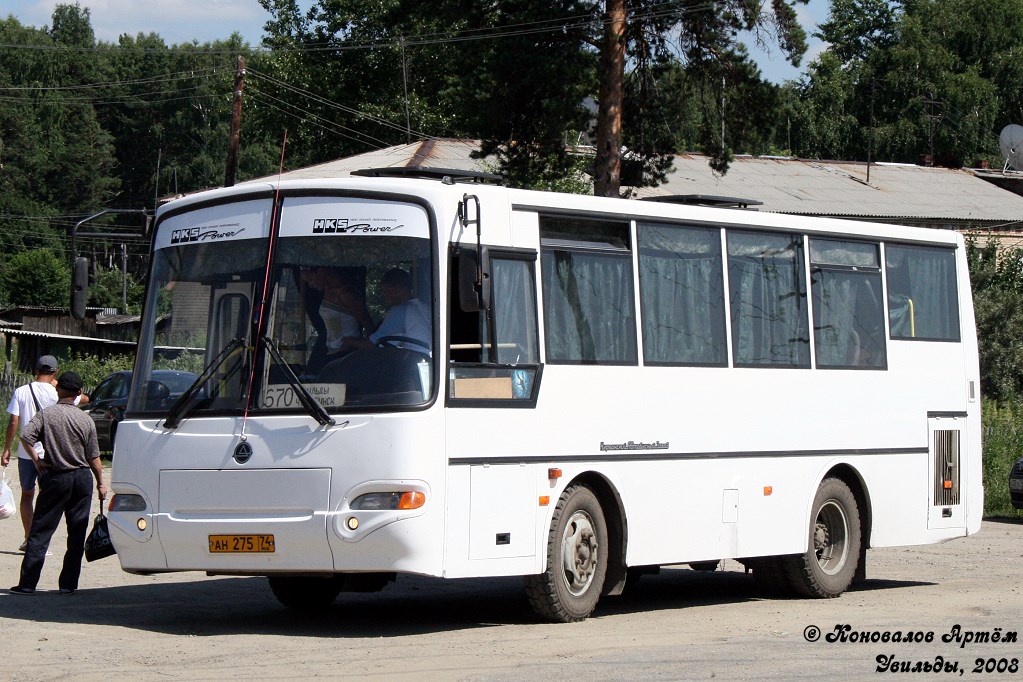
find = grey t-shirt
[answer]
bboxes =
[22,402,100,471]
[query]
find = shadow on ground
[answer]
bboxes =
[0,562,932,638]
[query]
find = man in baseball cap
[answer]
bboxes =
[36,355,58,373]
[2,355,62,550]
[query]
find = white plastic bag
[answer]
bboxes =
[0,468,15,520]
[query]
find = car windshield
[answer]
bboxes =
[128,194,434,416]
[155,372,200,395]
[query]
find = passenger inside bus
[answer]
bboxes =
[300,267,373,372]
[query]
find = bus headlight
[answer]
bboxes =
[350,491,426,511]
[109,494,147,512]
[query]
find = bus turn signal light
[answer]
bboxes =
[548,468,562,480]
[764,486,773,496]
[398,491,426,509]
[539,496,550,506]
[351,491,427,510]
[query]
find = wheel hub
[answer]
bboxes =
[562,512,599,596]
[814,499,849,575]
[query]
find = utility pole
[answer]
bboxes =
[400,35,411,144]
[121,243,127,312]
[867,79,875,184]
[224,55,246,187]
[923,93,941,166]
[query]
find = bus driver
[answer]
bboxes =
[343,268,430,353]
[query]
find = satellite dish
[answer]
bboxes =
[999,124,1023,172]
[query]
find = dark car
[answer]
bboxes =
[1011,457,1023,510]
[86,369,198,451]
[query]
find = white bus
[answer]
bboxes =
[107,168,981,622]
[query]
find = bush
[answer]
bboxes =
[60,352,134,392]
[2,249,71,307]
[982,399,1023,518]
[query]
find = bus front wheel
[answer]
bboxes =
[268,575,344,611]
[783,477,861,598]
[525,484,608,623]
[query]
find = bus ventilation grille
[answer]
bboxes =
[933,429,961,506]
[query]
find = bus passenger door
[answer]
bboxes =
[927,414,966,529]
[446,246,544,564]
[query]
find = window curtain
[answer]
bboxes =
[638,224,726,365]
[812,270,885,367]
[542,249,636,363]
[887,246,959,341]
[728,232,810,367]
[490,259,539,364]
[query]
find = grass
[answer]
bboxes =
[981,399,1023,518]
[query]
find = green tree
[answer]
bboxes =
[1,249,71,307]
[0,8,119,242]
[966,236,1023,401]
[88,263,144,314]
[256,0,596,188]
[794,0,1023,166]
[589,0,808,194]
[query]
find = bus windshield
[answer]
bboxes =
[129,194,434,416]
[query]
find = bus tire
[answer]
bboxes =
[525,484,608,623]
[268,575,344,611]
[782,477,861,598]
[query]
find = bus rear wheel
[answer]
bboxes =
[268,575,344,611]
[525,484,608,623]
[782,477,861,598]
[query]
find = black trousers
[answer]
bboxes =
[18,468,93,591]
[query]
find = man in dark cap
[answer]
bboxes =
[341,268,431,352]
[2,355,61,550]
[10,371,106,595]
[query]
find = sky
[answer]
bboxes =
[4,0,830,85]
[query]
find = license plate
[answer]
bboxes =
[1011,479,1023,491]
[209,534,275,553]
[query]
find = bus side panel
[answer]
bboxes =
[443,335,973,576]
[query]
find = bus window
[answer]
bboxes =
[727,230,810,368]
[540,217,637,365]
[448,249,541,403]
[886,244,961,341]
[638,223,727,366]
[810,238,886,369]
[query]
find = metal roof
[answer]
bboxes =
[0,326,137,347]
[246,140,1023,223]
[247,139,487,183]
[633,156,1023,221]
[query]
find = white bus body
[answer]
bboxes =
[108,172,981,621]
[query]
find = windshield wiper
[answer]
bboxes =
[163,337,245,429]
[262,336,335,426]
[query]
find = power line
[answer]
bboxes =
[247,92,393,149]
[0,1,719,55]
[247,68,435,141]
[0,67,223,92]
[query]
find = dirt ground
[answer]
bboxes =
[0,467,1020,681]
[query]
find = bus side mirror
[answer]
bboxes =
[71,257,89,320]
[458,246,490,312]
